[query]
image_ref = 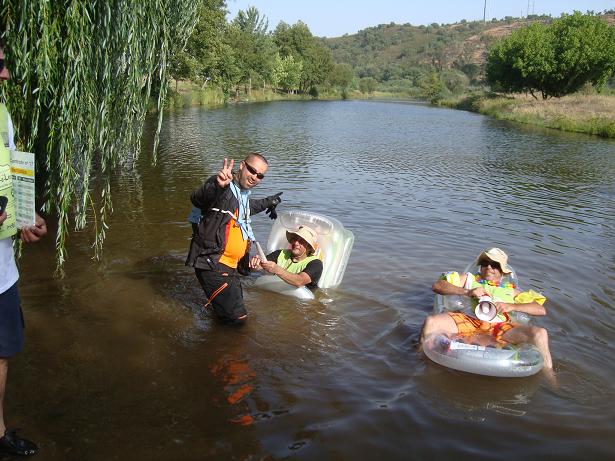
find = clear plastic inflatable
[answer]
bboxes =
[423,332,544,378]
[424,261,544,377]
[253,210,354,299]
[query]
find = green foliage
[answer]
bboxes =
[329,63,354,89]
[420,72,445,102]
[273,21,333,93]
[486,23,552,97]
[170,7,335,99]
[458,63,482,83]
[359,77,377,94]
[169,49,200,85]
[486,12,615,98]
[227,7,276,93]
[271,54,302,93]
[1,0,198,266]
[170,0,227,86]
[216,43,242,99]
[324,19,496,90]
[440,69,470,94]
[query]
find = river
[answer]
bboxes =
[14,100,615,460]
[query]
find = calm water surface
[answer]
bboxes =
[14,100,615,460]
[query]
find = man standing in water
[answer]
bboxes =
[420,247,553,370]
[0,37,48,456]
[186,154,282,324]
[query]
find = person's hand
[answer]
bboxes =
[216,158,234,188]
[265,192,283,220]
[468,286,488,298]
[21,213,47,243]
[260,260,279,275]
[0,211,6,226]
[495,302,514,314]
[249,255,263,270]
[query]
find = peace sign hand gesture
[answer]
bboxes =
[216,158,234,188]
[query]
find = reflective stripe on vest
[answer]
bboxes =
[276,250,319,274]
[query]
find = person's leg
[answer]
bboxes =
[195,269,247,324]
[0,285,37,456]
[0,283,24,436]
[0,358,7,435]
[420,313,459,343]
[502,325,553,369]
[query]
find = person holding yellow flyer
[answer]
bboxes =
[0,37,47,457]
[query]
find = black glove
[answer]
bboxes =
[265,192,283,220]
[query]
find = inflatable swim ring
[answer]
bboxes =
[423,332,543,378]
[253,210,354,299]
[424,262,544,377]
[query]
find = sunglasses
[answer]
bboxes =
[288,235,308,246]
[243,161,265,180]
[479,260,501,270]
[0,59,4,73]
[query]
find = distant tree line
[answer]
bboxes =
[486,12,615,98]
[169,2,355,99]
[171,4,615,103]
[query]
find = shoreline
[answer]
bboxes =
[164,82,615,139]
[438,92,615,139]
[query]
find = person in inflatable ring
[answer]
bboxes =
[249,225,323,290]
[420,247,553,370]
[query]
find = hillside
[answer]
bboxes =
[324,14,615,85]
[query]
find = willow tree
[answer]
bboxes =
[0,0,199,266]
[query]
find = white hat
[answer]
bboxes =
[477,247,512,274]
[286,225,318,252]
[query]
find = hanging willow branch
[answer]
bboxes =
[0,0,198,267]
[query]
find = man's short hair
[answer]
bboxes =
[245,152,268,165]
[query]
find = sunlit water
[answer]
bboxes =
[13,100,615,460]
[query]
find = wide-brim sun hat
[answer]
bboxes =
[476,247,512,274]
[286,225,318,252]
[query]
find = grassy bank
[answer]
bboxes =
[163,80,417,110]
[441,92,615,138]
[165,81,315,110]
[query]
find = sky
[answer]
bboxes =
[226,0,615,37]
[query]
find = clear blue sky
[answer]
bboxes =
[226,0,615,37]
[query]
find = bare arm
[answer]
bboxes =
[496,300,546,316]
[259,259,312,287]
[432,275,489,298]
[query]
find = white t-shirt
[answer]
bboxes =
[1,115,19,294]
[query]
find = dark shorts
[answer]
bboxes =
[195,267,247,324]
[0,283,25,357]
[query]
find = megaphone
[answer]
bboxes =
[475,296,498,322]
